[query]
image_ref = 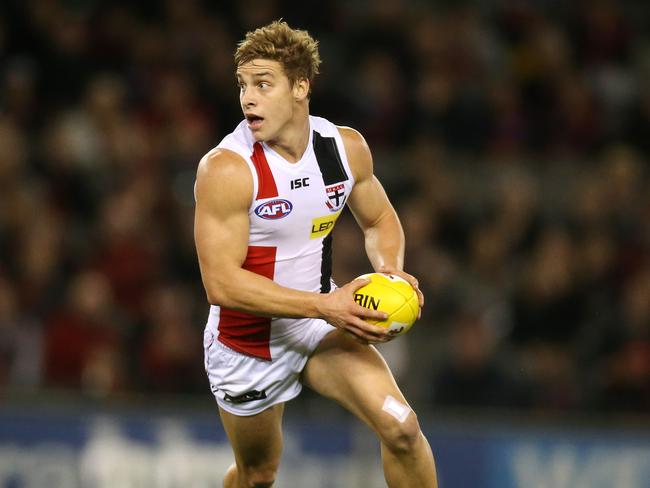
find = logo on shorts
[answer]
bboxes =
[224,389,268,404]
[255,199,293,219]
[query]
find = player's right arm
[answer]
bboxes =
[194,149,389,343]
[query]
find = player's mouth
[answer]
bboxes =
[246,114,264,130]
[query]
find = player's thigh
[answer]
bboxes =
[219,403,284,468]
[302,330,412,431]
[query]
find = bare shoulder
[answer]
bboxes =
[195,148,253,209]
[337,126,373,181]
[197,148,250,182]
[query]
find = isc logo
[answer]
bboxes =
[255,199,293,220]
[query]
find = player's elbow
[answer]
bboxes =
[203,274,238,308]
[205,287,224,307]
[205,284,235,308]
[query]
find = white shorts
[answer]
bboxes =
[203,318,335,416]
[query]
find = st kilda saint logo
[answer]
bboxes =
[325,183,347,212]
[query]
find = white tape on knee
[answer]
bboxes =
[382,395,410,423]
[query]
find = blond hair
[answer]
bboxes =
[235,21,321,89]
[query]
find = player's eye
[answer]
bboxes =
[259,82,269,89]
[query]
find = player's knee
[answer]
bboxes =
[239,463,278,488]
[378,410,422,455]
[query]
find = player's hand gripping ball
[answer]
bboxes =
[354,273,419,336]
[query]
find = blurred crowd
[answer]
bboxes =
[0,0,648,416]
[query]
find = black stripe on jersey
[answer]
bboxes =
[312,131,349,185]
[320,232,333,293]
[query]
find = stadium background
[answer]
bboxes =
[0,0,649,486]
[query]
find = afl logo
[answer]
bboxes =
[255,199,293,220]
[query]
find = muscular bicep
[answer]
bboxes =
[338,126,404,271]
[347,174,395,230]
[194,149,253,302]
[338,126,396,231]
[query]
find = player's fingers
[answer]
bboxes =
[343,317,386,341]
[401,272,417,287]
[344,325,376,343]
[349,317,390,341]
[348,278,371,292]
[378,266,424,308]
[356,329,389,344]
[353,303,388,322]
[416,288,425,308]
[404,275,423,301]
[378,266,416,288]
[353,329,386,344]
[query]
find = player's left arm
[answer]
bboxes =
[338,126,424,310]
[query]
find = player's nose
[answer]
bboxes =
[240,87,256,108]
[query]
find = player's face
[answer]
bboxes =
[237,59,296,142]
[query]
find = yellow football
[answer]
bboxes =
[354,272,419,336]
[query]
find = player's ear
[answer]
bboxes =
[293,78,309,102]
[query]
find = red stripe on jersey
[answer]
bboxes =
[217,245,276,360]
[251,143,278,199]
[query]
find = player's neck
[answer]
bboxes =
[266,113,310,163]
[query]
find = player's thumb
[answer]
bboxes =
[349,278,370,292]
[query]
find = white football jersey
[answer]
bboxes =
[204,116,355,360]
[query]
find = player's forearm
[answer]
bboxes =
[203,267,323,319]
[363,211,405,271]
